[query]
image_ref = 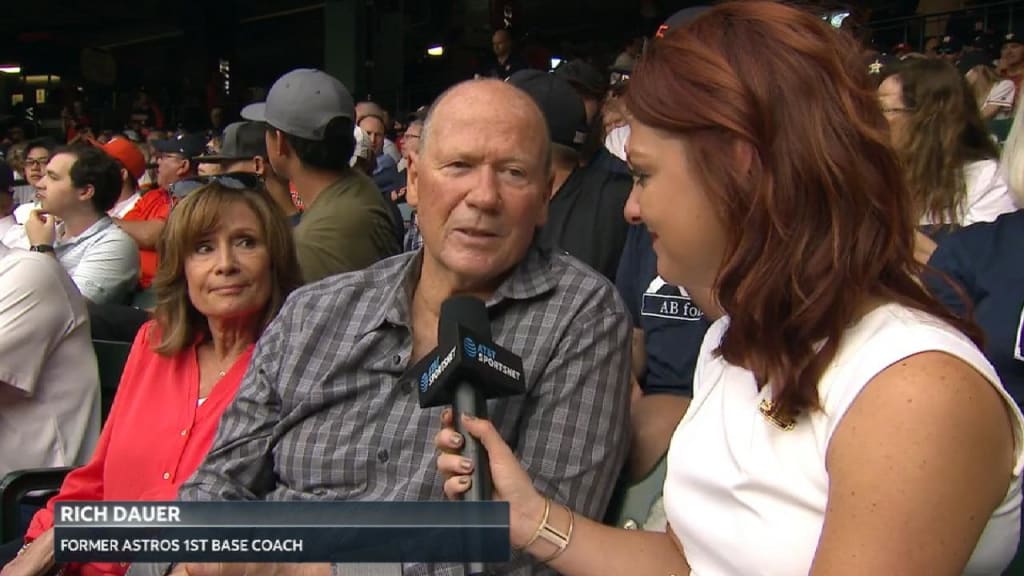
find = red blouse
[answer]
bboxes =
[26,321,254,576]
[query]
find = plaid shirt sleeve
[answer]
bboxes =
[514,301,632,519]
[503,295,631,575]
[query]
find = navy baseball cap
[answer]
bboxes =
[507,70,587,149]
[554,59,607,99]
[152,132,207,159]
[937,35,963,55]
[195,122,267,162]
[1001,32,1024,49]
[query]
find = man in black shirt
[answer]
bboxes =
[481,29,528,80]
[508,70,630,281]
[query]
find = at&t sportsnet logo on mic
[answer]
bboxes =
[420,348,456,392]
[464,337,522,381]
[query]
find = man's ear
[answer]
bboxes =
[537,173,550,228]
[269,129,290,159]
[406,150,420,207]
[179,159,193,177]
[253,156,266,177]
[79,183,96,204]
[120,168,131,188]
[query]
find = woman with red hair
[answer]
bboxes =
[435,2,1023,575]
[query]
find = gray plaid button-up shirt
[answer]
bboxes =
[180,246,631,575]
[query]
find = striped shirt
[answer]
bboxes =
[180,246,632,575]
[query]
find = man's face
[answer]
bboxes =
[408,83,550,289]
[36,153,85,217]
[492,31,511,59]
[1003,42,1024,67]
[24,146,50,187]
[157,152,189,188]
[359,116,386,155]
[402,122,423,159]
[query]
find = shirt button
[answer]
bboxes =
[162,472,171,480]
[377,449,389,463]
[400,380,413,394]
[180,429,188,436]
[392,354,402,365]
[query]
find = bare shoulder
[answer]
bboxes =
[838,350,1013,444]
[814,351,1018,575]
[829,350,1015,481]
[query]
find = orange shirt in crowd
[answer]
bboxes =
[121,189,171,289]
[24,322,254,576]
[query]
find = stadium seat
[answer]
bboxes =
[0,467,72,544]
[130,288,157,311]
[93,339,132,421]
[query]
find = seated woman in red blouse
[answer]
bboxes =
[2,179,301,576]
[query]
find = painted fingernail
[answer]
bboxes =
[459,458,473,472]
[458,476,471,485]
[462,413,477,421]
[451,433,463,446]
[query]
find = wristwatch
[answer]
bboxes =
[29,244,55,253]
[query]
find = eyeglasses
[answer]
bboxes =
[168,171,264,200]
[25,158,49,168]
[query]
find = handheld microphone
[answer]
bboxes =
[415,296,526,574]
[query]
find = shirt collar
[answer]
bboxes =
[58,216,114,246]
[361,244,558,335]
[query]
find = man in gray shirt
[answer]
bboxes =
[173,79,632,576]
[25,145,139,304]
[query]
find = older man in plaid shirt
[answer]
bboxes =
[168,79,632,576]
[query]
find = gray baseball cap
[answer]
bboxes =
[195,122,267,162]
[241,68,354,141]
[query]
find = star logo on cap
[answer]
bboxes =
[868,59,883,75]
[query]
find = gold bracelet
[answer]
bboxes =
[515,498,551,551]
[536,502,574,564]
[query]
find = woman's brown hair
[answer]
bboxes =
[626,1,982,419]
[150,181,301,356]
[889,58,998,226]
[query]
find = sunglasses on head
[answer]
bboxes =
[168,171,264,200]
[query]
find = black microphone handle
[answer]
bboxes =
[453,382,491,576]
[453,381,492,502]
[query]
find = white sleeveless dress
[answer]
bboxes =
[664,303,1024,575]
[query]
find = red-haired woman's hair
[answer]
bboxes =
[626,1,982,419]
